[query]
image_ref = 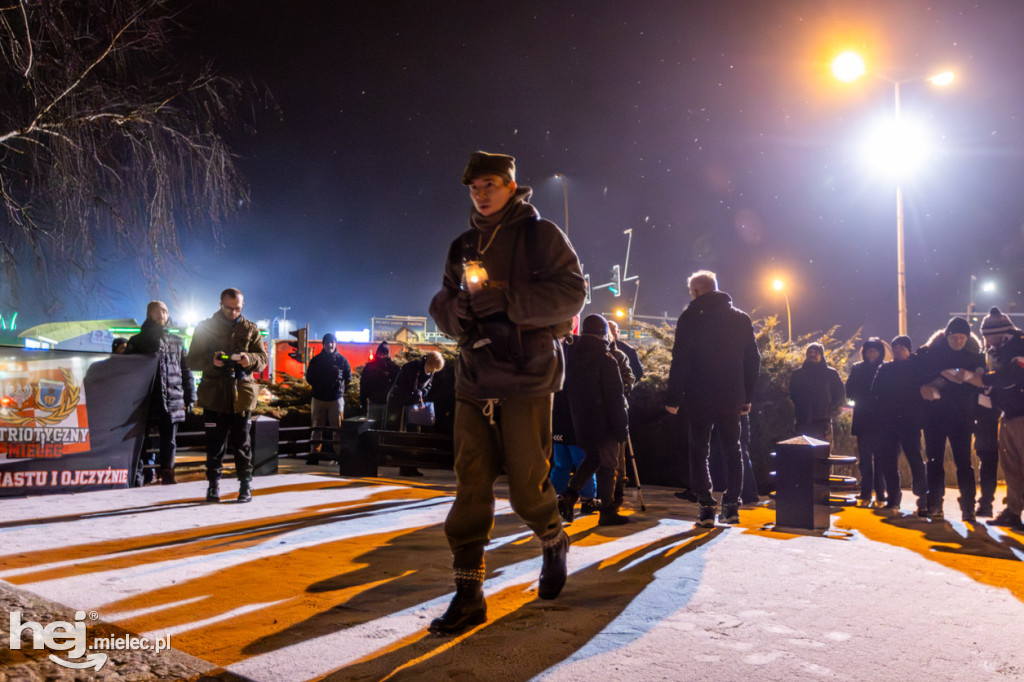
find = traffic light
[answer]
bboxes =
[288,325,308,365]
[609,265,621,297]
[584,273,592,305]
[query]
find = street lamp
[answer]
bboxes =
[833,51,955,336]
[968,275,997,324]
[553,173,569,237]
[772,279,792,343]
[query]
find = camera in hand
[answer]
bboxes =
[216,352,248,379]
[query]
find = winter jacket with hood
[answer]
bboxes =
[846,340,885,435]
[666,290,760,413]
[565,333,628,451]
[789,357,845,426]
[981,329,1024,419]
[915,329,984,419]
[187,311,267,414]
[429,186,586,399]
[126,318,195,423]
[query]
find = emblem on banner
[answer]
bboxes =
[0,368,80,426]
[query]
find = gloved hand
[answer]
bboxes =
[470,287,507,318]
[920,385,941,401]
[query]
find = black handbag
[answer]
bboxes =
[404,402,436,427]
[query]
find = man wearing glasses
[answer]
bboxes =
[187,288,268,503]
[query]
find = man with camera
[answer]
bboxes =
[187,288,268,503]
[428,151,586,634]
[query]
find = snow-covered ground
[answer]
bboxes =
[1,472,1022,681]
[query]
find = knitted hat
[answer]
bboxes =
[375,341,390,358]
[581,314,610,337]
[981,307,1016,336]
[891,335,913,352]
[806,342,824,357]
[322,333,336,344]
[462,151,516,185]
[945,316,971,337]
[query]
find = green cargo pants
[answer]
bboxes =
[444,393,563,576]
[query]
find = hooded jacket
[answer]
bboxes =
[915,329,984,419]
[360,347,400,407]
[187,311,268,414]
[789,359,845,426]
[846,341,885,435]
[565,333,628,450]
[126,318,195,423]
[429,187,586,399]
[666,290,760,412]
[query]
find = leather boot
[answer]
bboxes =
[205,481,220,503]
[558,489,578,525]
[598,500,629,526]
[237,480,253,503]
[160,468,176,485]
[538,530,570,599]
[429,579,486,635]
[613,478,626,510]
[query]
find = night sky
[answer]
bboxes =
[69,1,1024,347]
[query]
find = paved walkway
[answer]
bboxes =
[1,467,1023,681]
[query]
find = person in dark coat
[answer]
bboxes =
[665,270,760,528]
[915,317,984,520]
[126,301,195,486]
[846,337,887,507]
[549,332,598,511]
[871,335,928,514]
[788,343,845,441]
[609,319,644,382]
[305,333,352,465]
[974,310,1006,518]
[559,314,629,526]
[359,341,400,427]
[969,307,1024,530]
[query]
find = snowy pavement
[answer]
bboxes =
[1,471,1023,681]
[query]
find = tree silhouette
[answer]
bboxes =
[0,0,262,306]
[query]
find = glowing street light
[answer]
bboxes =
[772,279,792,343]
[833,51,955,336]
[553,173,569,237]
[968,275,998,324]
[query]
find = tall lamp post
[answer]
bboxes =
[553,173,569,237]
[832,51,954,337]
[772,279,792,343]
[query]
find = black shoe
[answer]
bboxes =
[399,466,424,477]
[160,468,177,485]
[307,458,320,465]
[720,503,740,525]
[237,482,252,504]
[538,531,570,599]
[674,489,699,503]
[579,498,599,516]
[598,508,629,526]
[697,505,716,528]
[558,490,578,525]
[429,583,486,635]
[987,509,1024,530]
[205,483,220,504]
[976,501,994,518]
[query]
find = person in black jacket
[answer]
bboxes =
[789,344,845,441]
[559,314,629,526]
[126,301,195,486]
[846,337,887,507]
[305,334,352,465]
[968,308,1024,529]
[359,341,400,427]
[609,319,643,382]
[665,270,760,528]
[916,317,985,521]
[871,335,928,514]
[550,331,598,512]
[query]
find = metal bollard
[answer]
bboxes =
[772,435,856,530]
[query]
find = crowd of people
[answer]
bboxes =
[789,310,1024,530]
